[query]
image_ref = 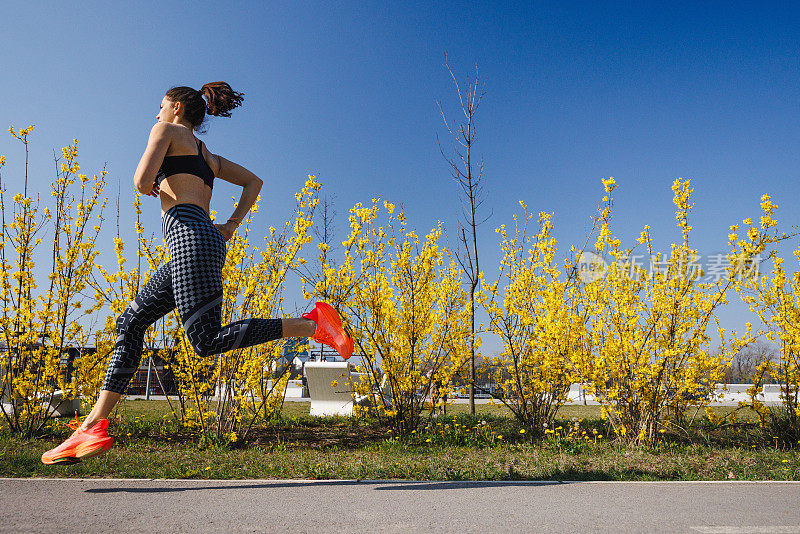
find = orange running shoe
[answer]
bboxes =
[41,414,113,465]
[302,302,354,360]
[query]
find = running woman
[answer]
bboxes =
[42,82,352,465]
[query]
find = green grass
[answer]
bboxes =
[1,400,797,481]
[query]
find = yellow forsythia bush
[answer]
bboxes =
[729,198,800,437]
[481,203,588,433]
[0,127,108,435]
[580,177,783,444]
[308,199,470,434]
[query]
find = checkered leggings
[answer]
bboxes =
[102,203,283,394]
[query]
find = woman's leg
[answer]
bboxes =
[281,318,316,338]
[82,261,176,430]
[81,390,122,430]
[166,205,314,356]
[81,309,315,432]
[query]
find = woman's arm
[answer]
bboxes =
[133,122,171,195]
[213,155,263,239]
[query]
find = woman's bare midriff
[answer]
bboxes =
[159,174,212,216]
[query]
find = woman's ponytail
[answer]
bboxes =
[201,82,244,118]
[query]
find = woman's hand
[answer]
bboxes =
[147,184,160,197]
[214,221,237,242]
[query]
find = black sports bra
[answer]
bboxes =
[155,138,215,190]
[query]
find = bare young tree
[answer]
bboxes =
[295,193,337,300]
[307,195,337,361]
[436,56,489,414]
[314,195,337,251]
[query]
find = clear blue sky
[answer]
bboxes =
[2,1,799,353]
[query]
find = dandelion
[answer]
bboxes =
[519,429,526,434]
[205,467,211,471]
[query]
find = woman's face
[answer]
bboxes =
[156,96,180,123]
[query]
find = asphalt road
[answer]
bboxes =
[2,478,799,533]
